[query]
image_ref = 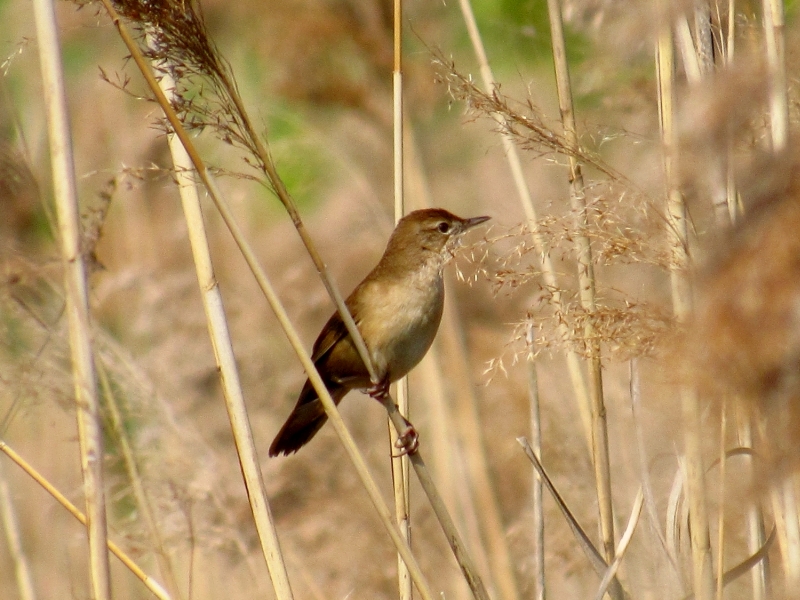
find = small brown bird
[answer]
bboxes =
[269,208,490,456]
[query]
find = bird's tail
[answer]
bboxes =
[269,381,348,456]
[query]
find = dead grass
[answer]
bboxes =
[1,0,800,599]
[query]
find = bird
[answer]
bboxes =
[268,208,490,457]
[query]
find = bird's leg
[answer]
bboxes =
[366,376,419,456]
[366,374,391,400]
[392,414,419,457]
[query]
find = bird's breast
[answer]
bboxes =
[358,269,445,381]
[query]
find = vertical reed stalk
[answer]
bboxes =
[715,406,727,600]
[762,0,788,150]
[97,360,183,600]
[527,329,545,600]
[656,11,714,600]
[0,460,37,600]
[32,1,110,597]
[693,1,714,73]
[391,1,412,598]
[736,407,768,600]
[158,71,294,598]
[761,1,798,590]
[545,0,616,579]
[456,0,591,462]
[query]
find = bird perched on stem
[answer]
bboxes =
[269,208,490,457]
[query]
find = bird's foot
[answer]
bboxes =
[392,420,419,457]
[367,375,391,400]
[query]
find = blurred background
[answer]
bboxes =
[1,0,798,599]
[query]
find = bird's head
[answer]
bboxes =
[385,209,491,262]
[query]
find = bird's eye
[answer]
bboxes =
[437,221,451,233]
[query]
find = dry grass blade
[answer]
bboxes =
[97,360,183,600]
[526,332,545,600]
[0,441,171,600]
[31,0,110,597]
[680,528,776,600]
[0,460,37,600]
[630,359,681,582]
[593,489,643,600]
[517,437,627,599]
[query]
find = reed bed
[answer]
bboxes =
[1,1,798,599]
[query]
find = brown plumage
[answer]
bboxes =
[269,208,490,456]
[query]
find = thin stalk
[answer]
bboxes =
[715,405,727,600]
[160,73,294,598]
[762,0,788,151]
[656,13,714,600]
[781,481,800,591]
[527,327,545,600]
[457,0,592,467]
[725,0,738,224]
[380,397,491,600]
[517,438,627,600]
[438,296,514,599]
[0,441,171,600]
[98,4,436,596]
[630,359,682,586]
[97,360,183,600]
[545,0,616,577]
[0,460,37,600]
[735,406,768,600]
[31,1,110,598]
[693,0,714,73]
[593,489,644,600]
[391,1,412,598]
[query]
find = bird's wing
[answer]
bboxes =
[310,310,352,363]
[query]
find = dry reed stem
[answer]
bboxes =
[545,0,616,579]
[96,3,438,597]
[526,339,545,600]
[593,488,643,600]
[517,438,627,599]
[761,0,799,591]
[762,0,788,150]
[455,0,592,481]
[717,11,768,597]
[159,77,294,599]
[0,441,171,600]
[0,460,37,600]
[31,1,110,597]
[390,2,412,598]
[380,395,492,600]
[714,405,727,600]
[735,406,768,600]
[656,10,714,600]
[630,358,682,587]
[97,359,183,600]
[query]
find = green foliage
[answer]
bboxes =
[462,0,591,70]
[261,105,331,211]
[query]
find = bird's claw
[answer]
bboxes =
[392,425,419,457]
[367,376,391,400]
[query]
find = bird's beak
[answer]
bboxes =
[462,215,491,230]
